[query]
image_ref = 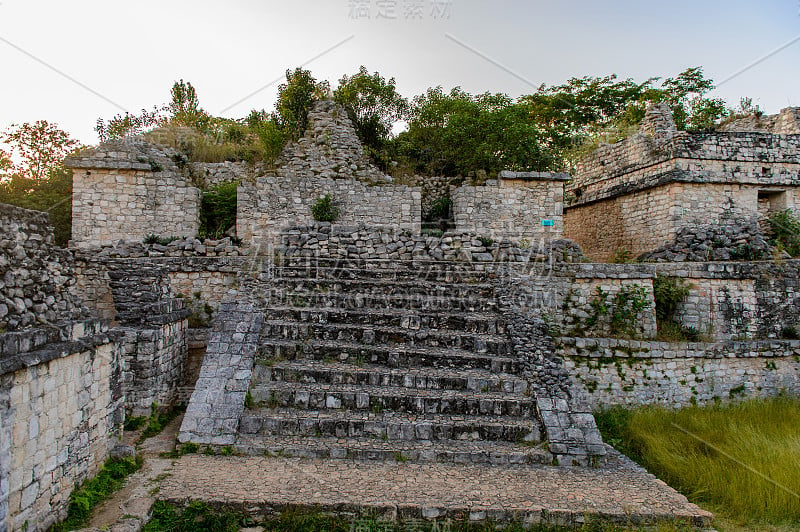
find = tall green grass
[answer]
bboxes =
[596,397,800,526]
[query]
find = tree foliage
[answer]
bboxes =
[275,68,327,140]
[169,79,210,130]
[0,121,80,246]
[333,66,409,152]
[2,121,80,181]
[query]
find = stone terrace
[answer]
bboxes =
[158,453,713,528]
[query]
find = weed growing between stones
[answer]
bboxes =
[142,502,696,531]
[49,456,143,531]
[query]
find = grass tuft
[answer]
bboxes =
[595,397,800,527]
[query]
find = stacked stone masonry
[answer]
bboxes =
[0,203,124,532]
[560,337,800,408]
[0,204,86,331]
[237,176,421,247]
[565,105,800,261]
[452,171,568,242]
[104,260,191,416]
[65,139,202,248]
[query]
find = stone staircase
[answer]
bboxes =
[232,258,553,465]
[180,256,606,466]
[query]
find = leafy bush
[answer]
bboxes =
[199,181,238,239]
[653,276,702,341]
[768,210,800,257]
[311,194,339,222]
[424,196,451,222]
[653,276,691,323]
[610,284,648,337]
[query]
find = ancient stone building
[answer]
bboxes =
[564,104,800,261]
[452,171,568,242]
[65,140,201,248]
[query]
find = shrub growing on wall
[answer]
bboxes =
[768,210,800,257]
[311,194,339,223]
[199,181,237,238]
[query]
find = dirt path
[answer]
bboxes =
[82,415,184,531]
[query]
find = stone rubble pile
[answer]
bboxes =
[279,224,584,264]
[73,236,244,259]
[277,101,390,182]
[0,204,88,331]
[639,221,775,262]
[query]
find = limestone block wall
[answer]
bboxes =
[70,168,201,247]
[237,176,421,247]
[451,173,566,242]
[509,261,800,342]
[504,266,657,339]
[559,337,800,408]
[0,320,123,532]
[564,182,788,261]
[117,319,189,415]
[72,260,117,323]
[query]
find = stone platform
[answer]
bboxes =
[157,451,713,528]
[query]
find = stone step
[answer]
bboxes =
[249,382,535,417]
[270,263,494,283]
[253,360,529,394]
[264,278,497,300]
[259,290,497,312]
[260,321,511,355]
[233,435,551,465]
[239,409,542,443]
[256,339,521,373]
[262,306,506,334]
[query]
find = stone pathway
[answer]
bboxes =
[157,448,713,528]
[80,415,184,532]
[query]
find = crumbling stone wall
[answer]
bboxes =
[278,223,583,264]
[0,202,123,532]
[104,260,191,416]
[560,337,800,408]
[237,177,421,247]
[719,106,800,135]
[504,261,800,342]
[565,105,800,261]
[66,139,201,247]
[452,172,567,242]
[277,101,389,182]
[0,204,84,331]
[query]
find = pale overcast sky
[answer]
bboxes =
[1,0,798,145]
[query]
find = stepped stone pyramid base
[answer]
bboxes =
[180,255,605,466]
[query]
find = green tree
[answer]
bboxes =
[2,121,80,181]
[275,68,322,140]
[333,66,409,152]
[393,87,552,176]
[0,121,80,245]
[168,79,210,130]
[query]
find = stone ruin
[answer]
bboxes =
[2,98,800,531]
[564,104,800,262]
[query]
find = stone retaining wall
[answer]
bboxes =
[452,172,567,242]
[558,336,800,408]
[0,319,123,532]
[237,177,421,247]
[506,260,800,342]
